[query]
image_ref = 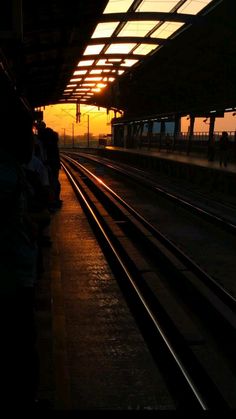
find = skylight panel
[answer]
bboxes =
[97,83,107,88]
[85,77,103,81]
[108,58,122,62]
[83,45,105,55]
[137,0,180,13]
[105,43,136,54]
[103,77,115,82]
[151,21,184,38]
[92,88,101,92]
[117,21,159,37]
[73,70,87,75]
[76,88,90,91]
[92,22,119,38]
[97,59,113,66]
[177,0,214,15]
[103,0,133,14]
[118,70,125,75]
[66,84,77,87]
[120,59,139,67]
[134,44,157,55]
[81,83,96,87]
[90,69,103,74]
[77,60,94,67]
[70,78,82,82]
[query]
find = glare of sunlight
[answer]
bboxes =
[117,21,159,37]
[92,22,120,38]
[177,0,214,15]
[151,21,184,38]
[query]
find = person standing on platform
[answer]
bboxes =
[0,75,40,409]
[219,131,229,167]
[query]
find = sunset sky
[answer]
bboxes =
[43,104,236,139]
[43,104,115,139]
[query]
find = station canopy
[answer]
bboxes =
[62,0,220,105]
[1,0,235,116]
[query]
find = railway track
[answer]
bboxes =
[60,154,236,410]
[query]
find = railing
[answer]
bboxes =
[137,131,236,162]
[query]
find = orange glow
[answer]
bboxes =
[42,104,115,141]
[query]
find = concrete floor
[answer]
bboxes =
[36,169,175,411]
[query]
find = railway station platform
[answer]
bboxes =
[36,169,175,411]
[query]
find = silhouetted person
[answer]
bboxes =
[219,131,229,167]
[0,73,40,409]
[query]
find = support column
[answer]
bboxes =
[173,115,181,151]
[159,120,166,151]
[147,121,153,150]
[187,115,195,155]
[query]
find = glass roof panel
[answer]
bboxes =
[85,77,103,81]
[134,43,158,55]
[108,58,122,62]
[83,45,105,55]
[97,83,107,88]
[177,0,214,15]
[120,59,139,67]
[70,77,82,82]
[105,43,137,54]
[137,0,180,13]
[73,70,87,75]
[117,21,159,37]
[151,21,184,38]
[77,60,94,67]
[118,70,125,75]
[103,0,134,14]
[97,59,113,66]
[92,22,120,38]
[81,83,96,87]
[90,69,103,74]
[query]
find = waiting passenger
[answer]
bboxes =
[0,86,40,409]
[219,131,229,167]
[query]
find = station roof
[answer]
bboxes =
[1,0,235,117]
